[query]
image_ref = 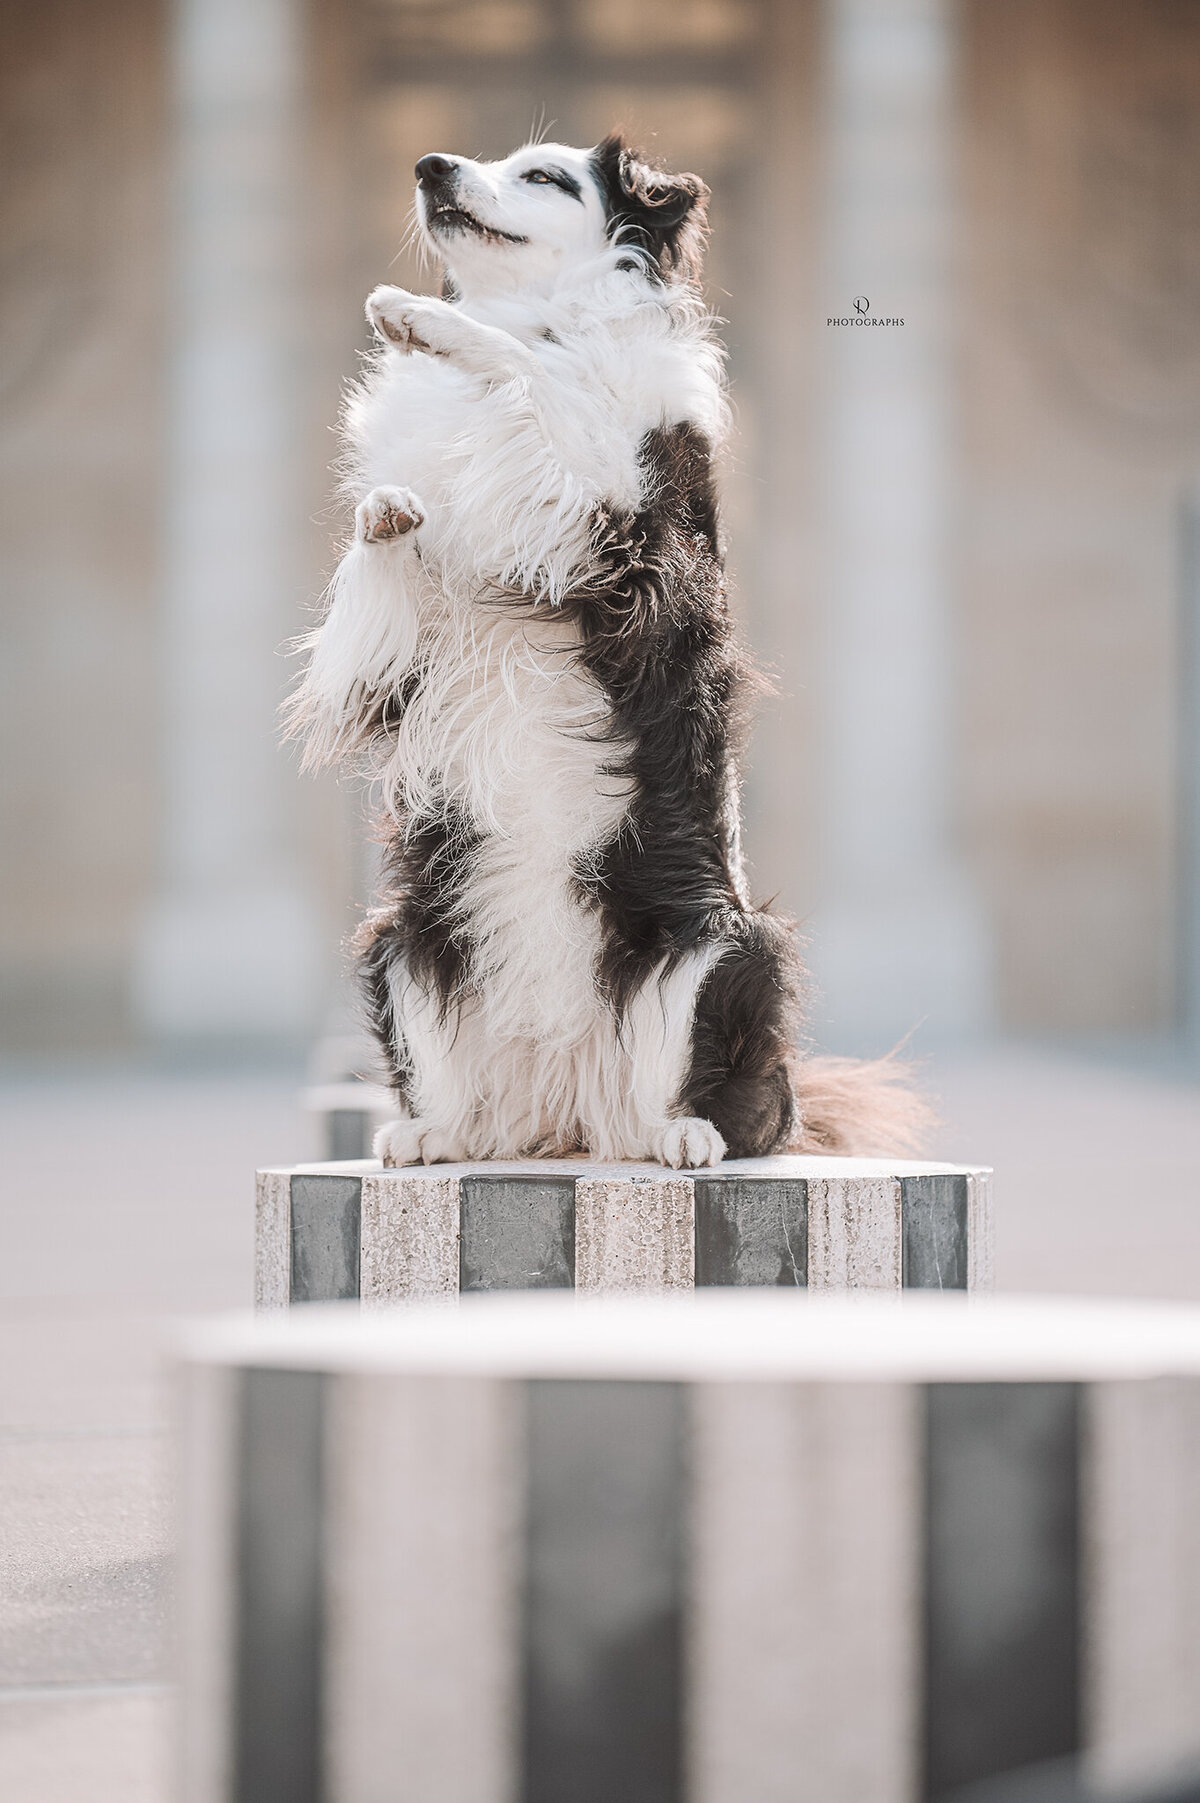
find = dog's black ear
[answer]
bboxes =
[591,133,710,283]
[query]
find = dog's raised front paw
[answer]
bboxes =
[366,285,449,356]
[356,484,424,543]
[656,1116,727,1169]
[373,1118,466,1167]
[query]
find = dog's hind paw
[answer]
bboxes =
[373,1118,466,1167]
[356,485,424,543]
[656,1116,727,1170]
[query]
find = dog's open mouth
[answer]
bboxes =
[425,203,528,247]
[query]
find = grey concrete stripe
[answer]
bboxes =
[234,1368,326,1803]
[923,1383,1081,1799]
[693,1176,808,1286]
[326,1109,371,1162]
[523,1380,685,1803]
[902,1174,969,1290]
[460,1175,575,1291]
[937,1754,1200,1802]
[290,1175,362,1302]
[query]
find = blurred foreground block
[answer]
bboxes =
[179,1293,1200,1803]
[255,1154,993,1304]
[945,1752,1200,1803]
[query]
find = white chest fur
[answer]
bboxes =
[343,273,726,602]
[302,272,726,1065]
[393,595,631,1046]
[335,278,721,1046]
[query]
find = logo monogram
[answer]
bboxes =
[827,297,904,328]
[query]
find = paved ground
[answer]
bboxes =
[1,1047,1198,1799]
[0,1070,316,1802]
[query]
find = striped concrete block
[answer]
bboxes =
[944,1755,1200,1803]
[255,1155,993,1306]
[178,1293,1200,1803]
[300,1083,395,1162]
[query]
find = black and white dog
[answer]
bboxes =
[289,135,926,1167]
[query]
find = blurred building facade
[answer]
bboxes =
[3,0,1199,1055]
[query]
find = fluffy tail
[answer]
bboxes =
[788,1050,938,1157]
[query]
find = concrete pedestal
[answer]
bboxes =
[300,1082,394,1162]
[179,1292,1200,1802]
[255,1154,993,1306]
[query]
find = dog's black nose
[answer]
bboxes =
[416,153,457,188]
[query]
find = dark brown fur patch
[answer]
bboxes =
[680,916,801,1158]
[590,135,710,284]
[354,806,480,1091]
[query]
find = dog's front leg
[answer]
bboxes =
[282,484,425,767]
[366,285,541,387]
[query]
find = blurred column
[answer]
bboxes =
[811,0,990,1048]
[1181,487,1200,1053]
[134,0,325,1039]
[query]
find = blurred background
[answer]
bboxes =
[2,1,1200,1797]
[5,0,1200,1063]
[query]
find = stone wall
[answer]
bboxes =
[960,0,1200,1031]
[4,0,1198,1048]
[0,0,166,1046]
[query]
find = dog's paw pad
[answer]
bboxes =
[366,286,437,354]
[356,485,424,543]
[657,1116,726,1169]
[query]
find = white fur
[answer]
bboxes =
[374,942,728,1166]
[289,142,734,1167]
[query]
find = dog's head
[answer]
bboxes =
[414,135,709,297]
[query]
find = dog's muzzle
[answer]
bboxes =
[416,152,471,233]
[416,152,459,196]
[415,153,528,246]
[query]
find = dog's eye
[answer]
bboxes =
[520,167,583,201]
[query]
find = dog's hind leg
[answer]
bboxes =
[590,945,729,1167]
[361,936,489,1167]
[604,918,798,1166]
[675,916,800,1161]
